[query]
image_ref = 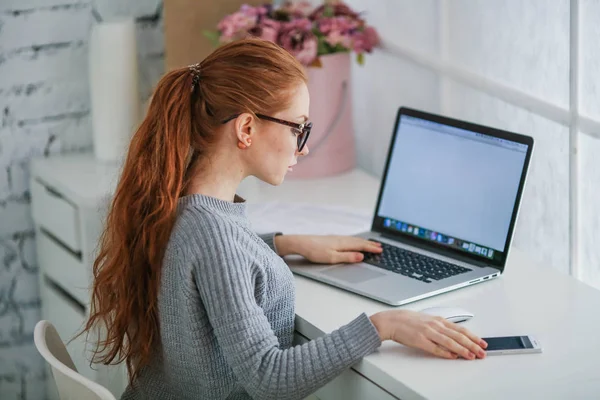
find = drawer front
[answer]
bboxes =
[37,229,89,307]
[314,368,398,400]
[42,277,96,382]
[31,178,81,252]
[293,332,398,400]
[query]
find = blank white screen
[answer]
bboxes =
[378,116,527,251]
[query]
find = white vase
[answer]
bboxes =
[89,18,140,163]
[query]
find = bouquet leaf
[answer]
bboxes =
[357,52,365,65]
[323,5,334,17]
[317,36,329,55]
[203,30,221,47]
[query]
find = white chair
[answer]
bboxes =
[34,320,117,400]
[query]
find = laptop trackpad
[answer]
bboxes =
[321,265,385,284]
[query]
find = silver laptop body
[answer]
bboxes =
[288,107,534,306]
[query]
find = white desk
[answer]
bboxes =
[244,170,600,400]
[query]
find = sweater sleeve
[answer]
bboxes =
[258,232,282,254]
[192,218,381,400]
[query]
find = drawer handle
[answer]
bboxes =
[35,178,65,199]
[45,185,64,199]
[44,275,86,315]
[40,228,82,260]
[44,186,64,199]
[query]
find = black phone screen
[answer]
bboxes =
[482,336,533,351]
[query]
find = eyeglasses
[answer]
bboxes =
[222,113,312,152]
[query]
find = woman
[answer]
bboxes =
[84,38,486,400]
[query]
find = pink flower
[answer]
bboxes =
[248,18,281,43]
[239,4,269,17]
[279,19,318,66]
[309,3,361,21]
[279,1,314,18]
[317,16,360,50]
[217,11,257,42]
[318,16,359,35]
[217,5,270,42]
[352,26,380,53]
[325,30,352,49]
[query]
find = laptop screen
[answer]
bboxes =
[374,109,532,266]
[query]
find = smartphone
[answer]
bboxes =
[481,335,542,355]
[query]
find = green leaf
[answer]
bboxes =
[272,9,291,22]
[357,52,365,65]
[332,43,349,53]
[317,37,329,56]
[202,30,221,47]
[323,5,334,17]
[312,27,325,38]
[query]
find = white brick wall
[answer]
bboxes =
[0,42,89,87]
[0,4,92,50]
[0,1,164,398]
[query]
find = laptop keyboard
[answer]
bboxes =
[363,241,471,283]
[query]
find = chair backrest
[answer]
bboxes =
[34,320,117,400]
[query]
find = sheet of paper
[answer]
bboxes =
[247,202,373,236]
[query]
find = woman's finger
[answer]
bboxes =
[446,320,488,349]
[339,237,383,253]
[427,329,475,359]
[332,251,364,264]
[440,327,486,358]
[421,339,457,359]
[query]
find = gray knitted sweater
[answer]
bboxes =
[121,194,382,400]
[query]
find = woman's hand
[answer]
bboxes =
[370,310,488,360]
[275,235,382,264]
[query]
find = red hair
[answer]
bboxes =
[82,38,307,381]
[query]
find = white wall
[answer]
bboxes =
[349,0,441,175]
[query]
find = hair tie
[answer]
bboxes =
[188,63,201,92]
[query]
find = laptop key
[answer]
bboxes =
[363,241,471,283]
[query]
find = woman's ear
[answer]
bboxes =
[234,113,255,148]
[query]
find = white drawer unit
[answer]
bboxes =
[30,155,126,399]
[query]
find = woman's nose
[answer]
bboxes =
[297,144,309,156]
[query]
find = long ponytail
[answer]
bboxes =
[83,68,196,380]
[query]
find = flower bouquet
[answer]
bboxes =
[206,2,381,178]
[205,1,380,67]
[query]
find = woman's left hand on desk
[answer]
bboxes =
[370,310,488,360]
[275,235,383,264]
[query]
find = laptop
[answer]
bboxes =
[288,107,534,306]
